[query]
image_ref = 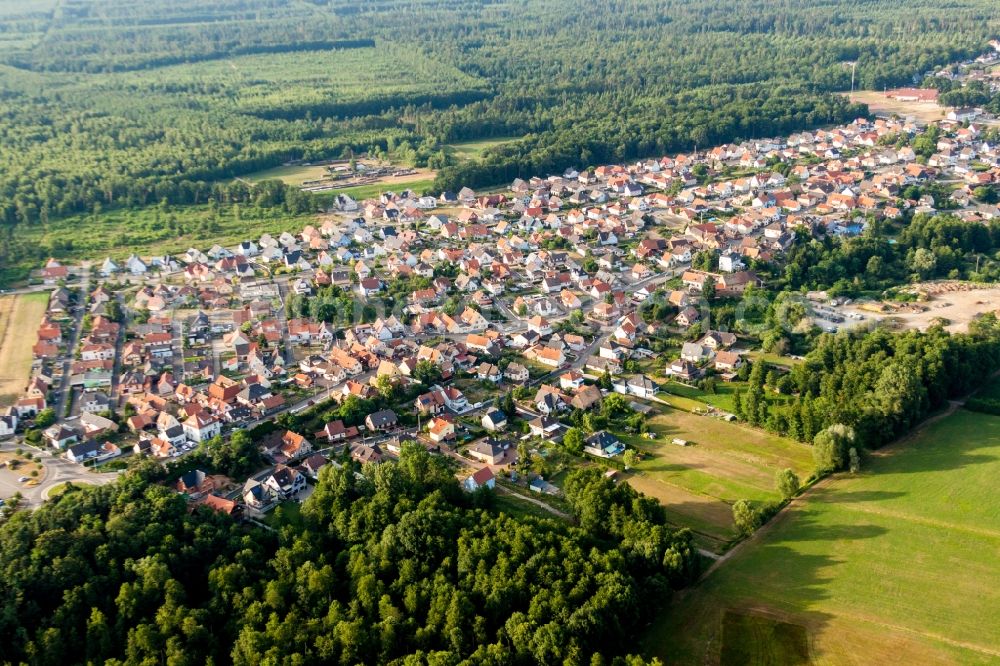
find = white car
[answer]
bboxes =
[17,476,29,483]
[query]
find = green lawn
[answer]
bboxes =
[747,351,804,368]
[645,407,1000,665]
[264,501,304,528]
[620,408,813,548]
[662,381,740,412]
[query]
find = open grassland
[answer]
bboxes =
[645,407,1000,665]
[446,137,523,162]
[244,164,435,190]
[0,292,49,406]
[5,203,318,284]
[621,407,813,550]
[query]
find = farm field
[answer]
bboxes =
[0,292,49,406]
[645,407,1000,665]
[620,407,813,550]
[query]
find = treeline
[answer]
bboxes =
[0,445,696,665]
[782,214,1000,294]
[734,315,1000,450]
[0,176,318,229]
[432,85,864,192]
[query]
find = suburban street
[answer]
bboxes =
[0,439,119,508]
[52,263,90,418]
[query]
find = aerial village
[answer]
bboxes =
[4,91,1000,517]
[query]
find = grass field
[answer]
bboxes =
[645,407,1000,665]
[244,164,436,191]
[310,177,437,202]
[446,137,522,162]
[3,203,318,286]
[620,407,813,550]
[243,164,336,186]
[0,292,49,406]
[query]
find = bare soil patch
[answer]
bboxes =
[847,90,944,123]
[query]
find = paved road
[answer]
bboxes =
[273,278,295,366]
[171,316,185,380]
[0,439,119,508]
[108,291,127,407]
[53,264,91,418]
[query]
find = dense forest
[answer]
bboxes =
[0,444,695,665]
[0,0,998,240]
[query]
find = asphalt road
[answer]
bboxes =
[0,438,119,508]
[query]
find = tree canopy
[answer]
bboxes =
[0,443,696,665]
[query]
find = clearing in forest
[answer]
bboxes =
[446,137,524,162]
[848,90,945,123]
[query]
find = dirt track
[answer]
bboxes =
[847,91,944,123]
[850,285,1000,333]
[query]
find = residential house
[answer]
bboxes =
[365,409,398,431]
[528,415,561,438]
[468,439,505,465]
[242,479,275,511]
[183,413,221,443]
[481,409,507,432]
[583,431,625,458]
[463,467,496,492]
[428,416,456,443]
[264,465,307,499]
[301,453,329,479]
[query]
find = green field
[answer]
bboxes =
[446,137,522,162]
[646,407,1000,665]
[243,164,337,186]
[313,178,437,202]
[3,202,318,284]
[621,407,813,550]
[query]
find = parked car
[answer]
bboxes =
[17,476,29,483]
